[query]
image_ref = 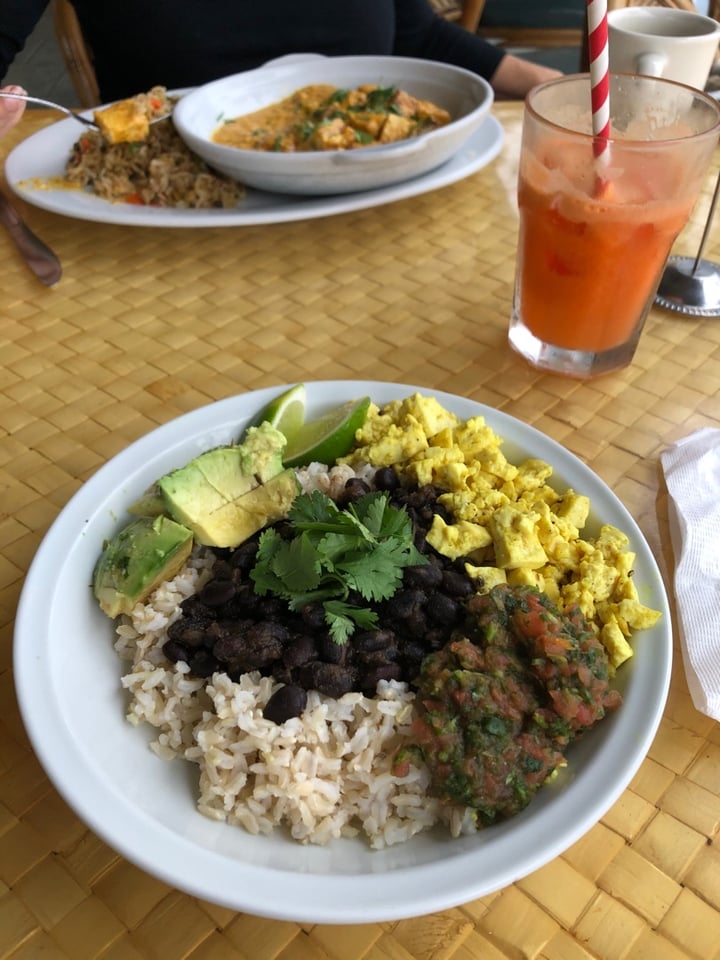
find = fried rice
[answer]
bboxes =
[65,87,243,209]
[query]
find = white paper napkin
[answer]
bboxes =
[660,428,720,721]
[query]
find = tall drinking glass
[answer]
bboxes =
[509,73,720,379]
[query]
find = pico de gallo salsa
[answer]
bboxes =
[395,584,622,823]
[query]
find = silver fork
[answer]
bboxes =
[0,91,173,130]
[0,91,100,129]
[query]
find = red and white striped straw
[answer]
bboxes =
[586,0,610,163]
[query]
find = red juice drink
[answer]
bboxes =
[509,74,720,378]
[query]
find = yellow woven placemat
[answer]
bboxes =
[1,104,719,960]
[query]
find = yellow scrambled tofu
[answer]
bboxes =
[343,393,661,671]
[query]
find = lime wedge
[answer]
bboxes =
[283,396,371,467]
[252,384,306,442]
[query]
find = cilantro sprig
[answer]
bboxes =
[250,489,427,645]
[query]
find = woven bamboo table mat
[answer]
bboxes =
[1,102,719,960]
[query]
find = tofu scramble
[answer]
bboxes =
[115,392,661,847]
[341,393,660,672]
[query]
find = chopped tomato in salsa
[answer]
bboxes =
[397,584,622,823]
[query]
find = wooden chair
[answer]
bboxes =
[474,1,586,50]
[458,0,488,31]
[432,0,488,33]
[51,0,100,107]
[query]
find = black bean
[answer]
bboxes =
[243,621,289,662]
[383,589,424,620]
[166,616,209,648]
[317,634,348,664]
[163,639,189,663]
[189,649,221,677]
[353,629,396,652]
[405,608,428,636]
[442,569,474,597]
[230,540,259,573]
[213,621,288,670]
[358,647,398,666]
[424,628,449,650]
[258,596,288,620]
[272,664,294,685]
[360,663,403,695]
[178,596,213,620]
[210,559,234,580]
[408,485,441,509]
[404,561,443,589]
[263,684,308,724]
[198,579,237,607]
[400,639,427,664]
[301,603,326,632]
[374,466,400,491]
[403,553,445,590]
[229,582,263,612]
[427,593,462,626]
[337,477,371,506]
[283,634,317,667]
[413,531,430,554]
[297,662,356,698]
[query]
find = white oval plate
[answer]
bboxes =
[13,381,671,923]
[5,111,503,227]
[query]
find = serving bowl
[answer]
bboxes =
[172,55,494,195]
[13,381,671,924]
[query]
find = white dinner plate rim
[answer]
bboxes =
[13,380,672,923]
[5,108,504,228]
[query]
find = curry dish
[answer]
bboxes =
[212,84,452,152]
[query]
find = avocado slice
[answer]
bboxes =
[188,468,300,548]
[93,515,193,618]
[126,485,166,517]
[157,446,254,525]
[156,422,289,547]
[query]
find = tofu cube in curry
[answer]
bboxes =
[94,99,150,144]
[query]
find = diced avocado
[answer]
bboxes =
[158,446,255,526]
[188,468,299,548]
[93,515,193,618]
[126,485,166,517]
[157,423,288,546]
[236,422,286,483]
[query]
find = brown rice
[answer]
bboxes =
[114,466,476,848]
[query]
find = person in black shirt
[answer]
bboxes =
[0,0,560,109]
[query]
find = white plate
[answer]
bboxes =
[13,381,671,924]
[5,112,503,227]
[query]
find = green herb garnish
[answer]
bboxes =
[365,86,400,114]
[250,489,426,644]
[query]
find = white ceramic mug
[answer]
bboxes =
[608,7,720,90]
